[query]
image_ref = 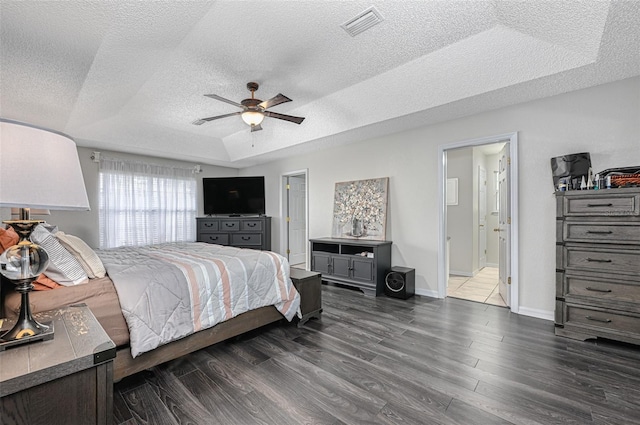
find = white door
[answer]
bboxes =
[478,166,487,269]
[498,143,511,307]
[287,175,307,266]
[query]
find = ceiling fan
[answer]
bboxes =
[193,82,305,132]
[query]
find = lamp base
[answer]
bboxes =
[0,220,55,350]
[0,321,54,351]
[0,283,55,350]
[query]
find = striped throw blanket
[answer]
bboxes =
[98,243,300,357]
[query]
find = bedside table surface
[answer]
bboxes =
[290,267,320,281]
[0,304,116,398]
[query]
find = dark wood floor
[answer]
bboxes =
[113,284,640,425]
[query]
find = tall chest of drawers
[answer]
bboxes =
[555,188,640,345]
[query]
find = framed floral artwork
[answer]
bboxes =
[331,177,389,240]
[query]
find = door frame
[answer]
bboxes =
[437,132,519,313]
[280,169,309,269]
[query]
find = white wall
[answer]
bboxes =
[446,148,473,276]
[243,77,640,317]
[7,77,637,319]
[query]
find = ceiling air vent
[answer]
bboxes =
[341,6,384,37]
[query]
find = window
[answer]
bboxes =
[98,156,197,248]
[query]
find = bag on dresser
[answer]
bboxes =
[598,166,640,188]
[550,152,591,189]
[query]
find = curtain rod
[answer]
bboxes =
[91,151,202,173]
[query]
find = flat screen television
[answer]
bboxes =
[203,176,265,216]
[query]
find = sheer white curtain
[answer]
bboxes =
[99,156,197,249]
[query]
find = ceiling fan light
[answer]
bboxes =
[241,111,264,126]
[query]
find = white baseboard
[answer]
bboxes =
[517,306,554,321]
[485,262,498,268]
[413,287,554,320]
[449,270,473,277]
[415,288,440,298]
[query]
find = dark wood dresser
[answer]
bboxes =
[1,304,116,425]
[197,216,271,250]
[555,187,640,344]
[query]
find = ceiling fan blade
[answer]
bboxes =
[192,111,241,125]
[204,94,245,109]
[258,93,292,110]
[250,124,263,132]
[263,111,305,124]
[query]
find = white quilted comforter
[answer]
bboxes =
[97,243,300,357]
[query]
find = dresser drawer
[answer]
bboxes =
[231,233,262,246]
[562,193,640,217]
[219,220,240,231]
[199,233,229,245]
[241,220,263,231]
[565,304,640,337]
[197,220,219,232]
[563,273,640,305]
[565,246,640,276]
[564,222,640,244]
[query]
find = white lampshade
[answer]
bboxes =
[241,110,265,126]
[0,119,90,211]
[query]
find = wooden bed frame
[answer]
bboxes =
[113,305,283,381]
[0,276,284,382]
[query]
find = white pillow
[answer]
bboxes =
[55,231,106,279]
[30,224,89,286]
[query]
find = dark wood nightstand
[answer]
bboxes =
[290,268,323,327]
[1,304,116,425]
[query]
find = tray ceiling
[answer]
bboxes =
[1,1,638,168]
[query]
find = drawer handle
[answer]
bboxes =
[205,223,214,227]
[247,223,256,227]
[585,316,612,323]
[225,223,235,227]
[586,230,613,235]
[241,236,251,241]
[586,258,612,263]
[586,287,612,293]
[208,236,219,241]
[587,203,613,207]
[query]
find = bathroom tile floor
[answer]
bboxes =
[447,267,507,307]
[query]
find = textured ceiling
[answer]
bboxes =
[1,1,639,168]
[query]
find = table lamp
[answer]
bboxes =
[11,208,50,220]
[0,119,90,348]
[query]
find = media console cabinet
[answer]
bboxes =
[310,238,391,296]
[197,216,271,250]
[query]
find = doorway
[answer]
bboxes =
[438,133,519,313]
[281,170,309,269]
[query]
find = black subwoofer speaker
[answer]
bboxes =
[384,267,415,299]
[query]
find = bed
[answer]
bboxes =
[2,241,300,382]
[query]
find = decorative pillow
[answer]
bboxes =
[55,231,106,279]
[41,223,59,234]
[30,224,88,286]
[0,226,19,251]
[33,274,62,291]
